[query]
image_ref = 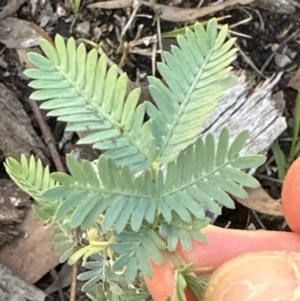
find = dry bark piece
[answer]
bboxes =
[0,83,49,163]
[0,179,31,247]
[0,263,46,301]
[202,72,286,156]
[0,209,60,284]
[201,72,286,216]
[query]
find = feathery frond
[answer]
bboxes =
[111,226,167,283]
[147,18,237,164]
[78,254,150,301]
[160,214,209,252]
[5,17,267,296]
[53,220,78,263]
[4,155,59,220]
[25,36,155,173]
[43,128,264,237]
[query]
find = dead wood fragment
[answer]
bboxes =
[0,209,60,284]
[202,72,286,155]
[0,263,46,301]
[0,179,31,247]
[89,0,256,22]
[202,72,286,215]
[0,83,49,164]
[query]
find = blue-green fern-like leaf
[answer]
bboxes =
[111,227,167,283]
[4,155,59,221]
[25,36,155,173]
[42,127,264,237]
[79,254,150,301]
[159,213,210,252]
[24,18,237,172]
[147,18,237,164]
[53,219,78,262]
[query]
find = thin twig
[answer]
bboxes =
[151,35,158,76]
[229,7,253,29]
[28,98,65,172]
[149,0,165,64]
[239,6,265,31]
[197,0,204,8]
[121,0,141,40]
[69,263,78,301]
[155,13,165,64]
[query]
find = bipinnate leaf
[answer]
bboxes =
[160,214,210,252]
[147,18,238,164]
[25,36,155,173]
[78,254,150,301]
[4,155,58,220]
[42,129,264,243]
[111,227,166,283]
[53,220,77,263]
[5,17,267,296]
[24,18,237,173]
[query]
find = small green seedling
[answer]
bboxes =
[272,91,300,181]
[5,18,265,300]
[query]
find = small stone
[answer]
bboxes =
[76,21,90,37]
[271,43,279,52]
[286,48,298,59]
[56,5,67,16]
[274,53,292,68]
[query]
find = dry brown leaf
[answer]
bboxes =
[287,67,300,90]
[0,209,60,284]
[234,187,283,216]
[0,0,26,19]
[88,0,133,9]
[141,0,256,22]
[0,18,43,49]
[89,0,256,22]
